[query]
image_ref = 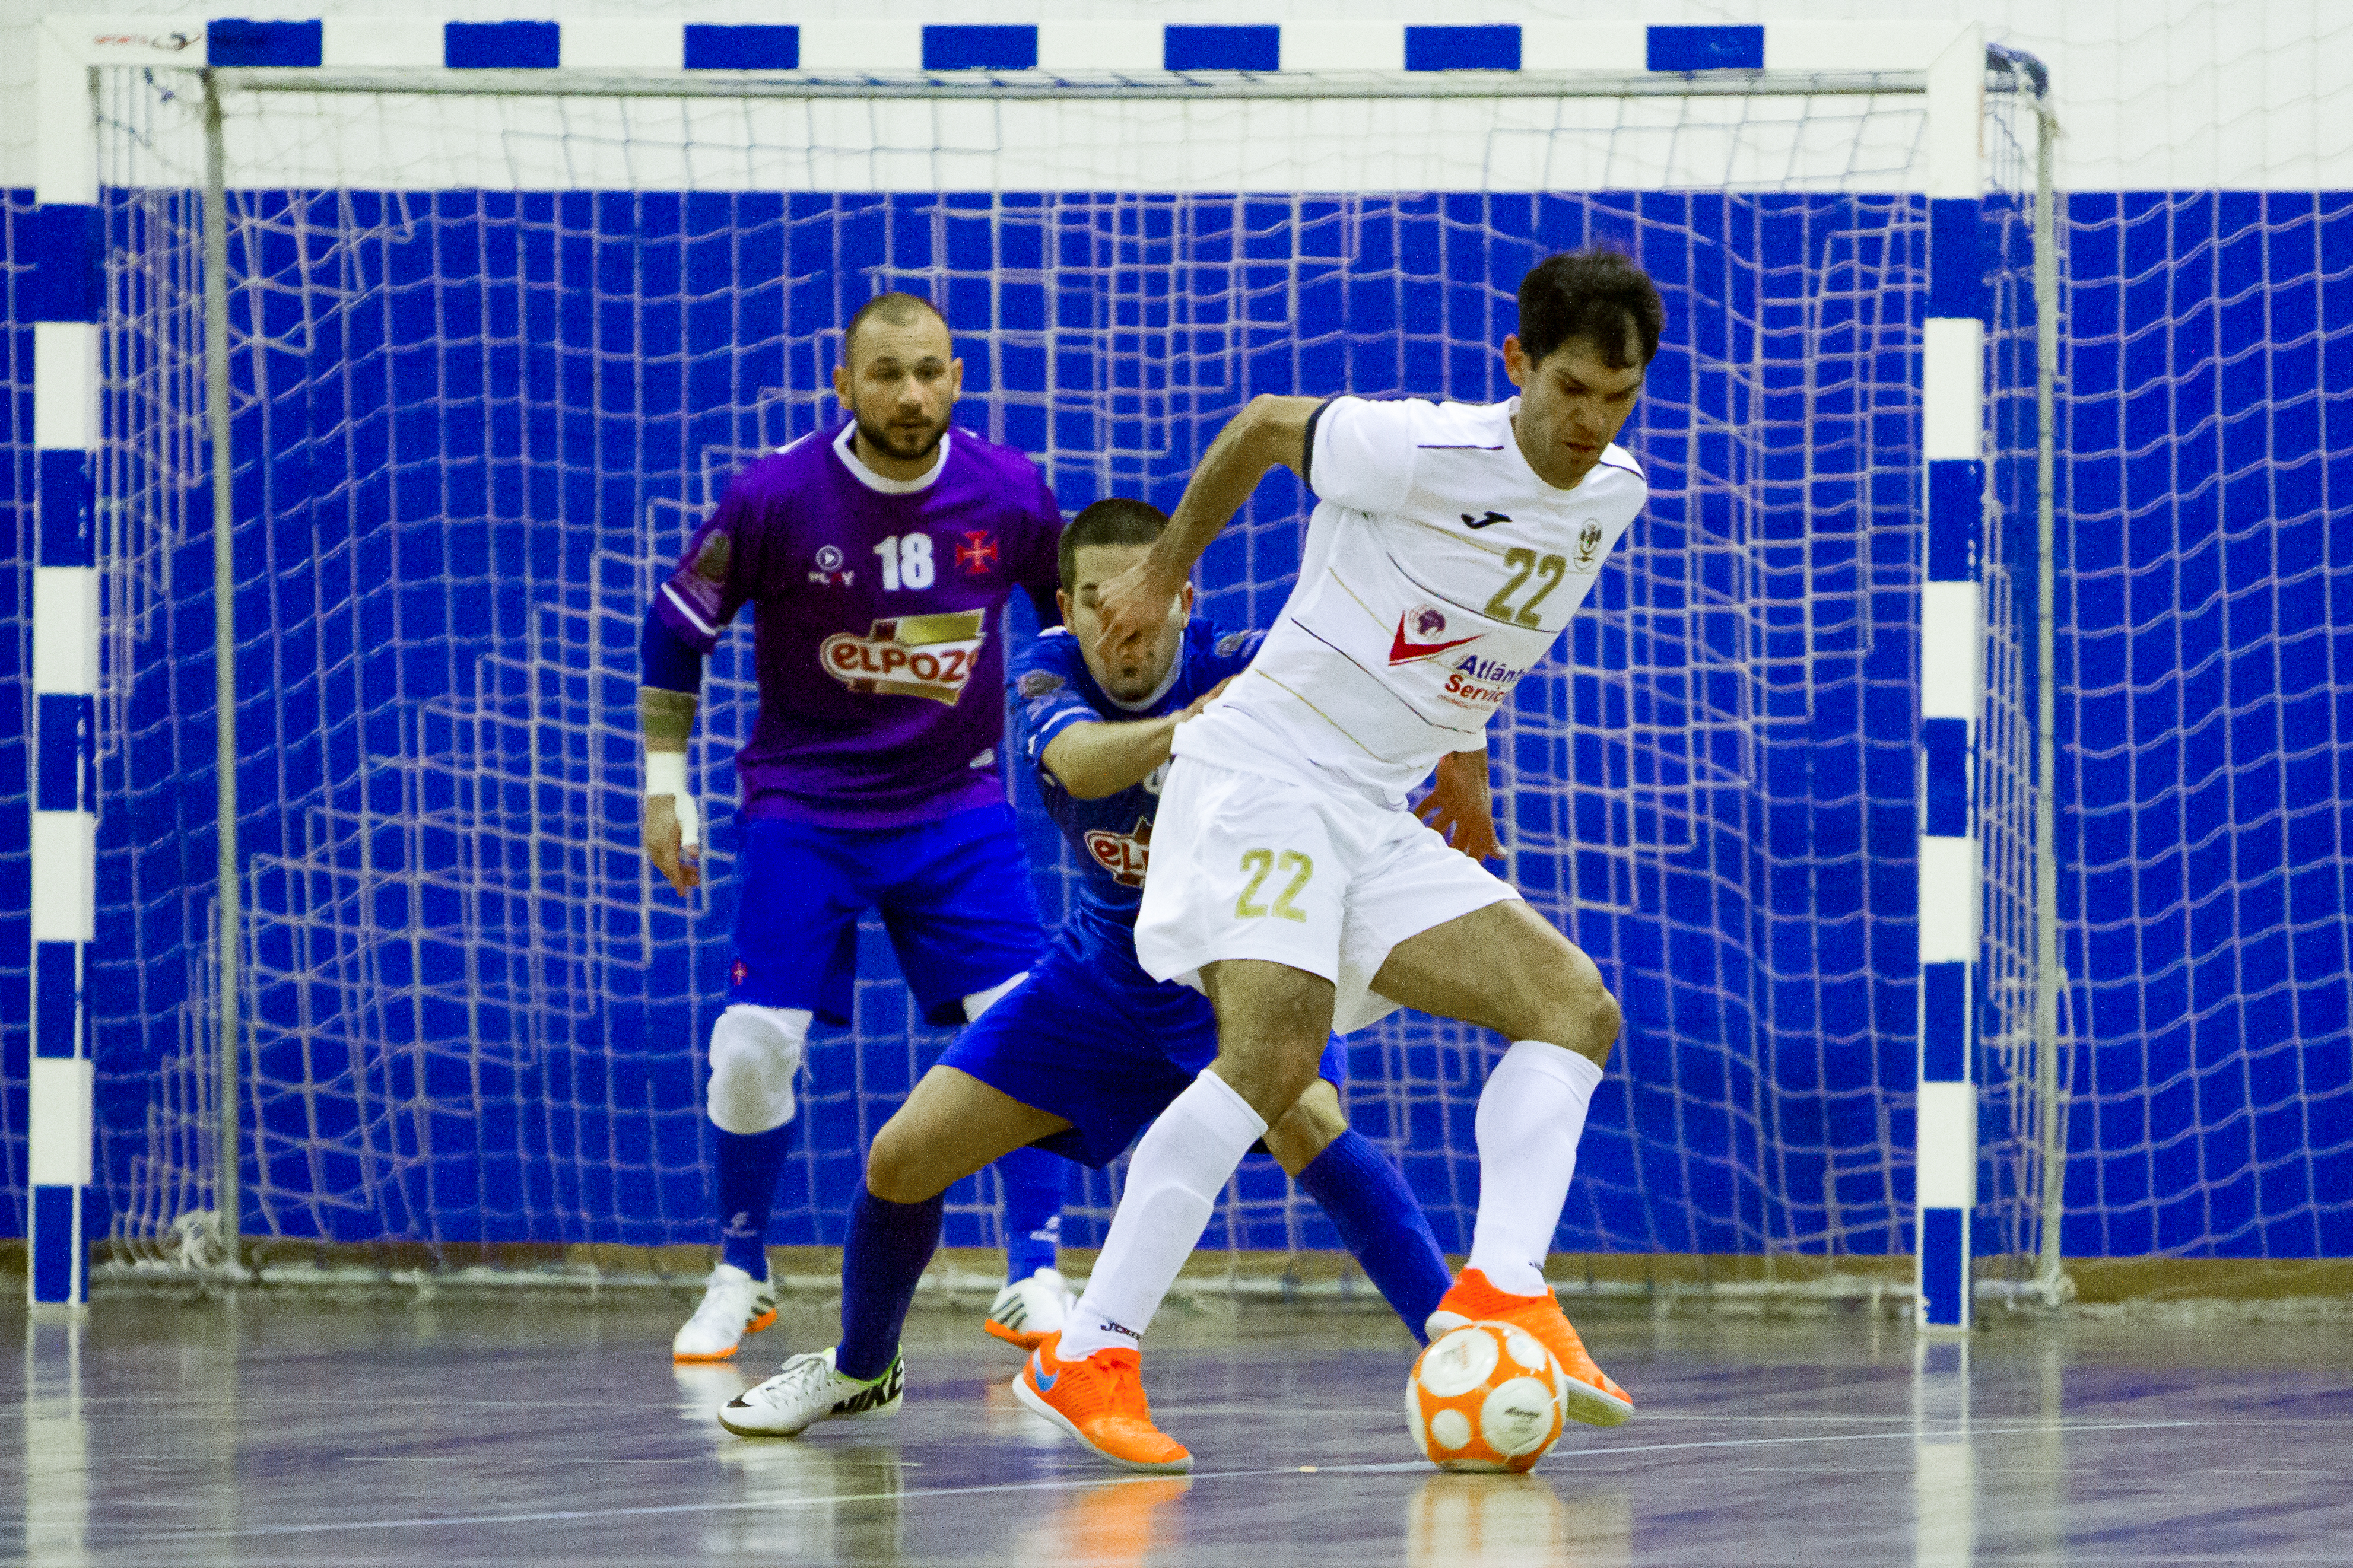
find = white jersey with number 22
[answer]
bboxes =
[1174,394,1647,808]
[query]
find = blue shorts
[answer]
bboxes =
[729,803,1042,1028]
[936,927,1349,1168]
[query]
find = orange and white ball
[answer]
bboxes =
[1405,1322,1567,1474]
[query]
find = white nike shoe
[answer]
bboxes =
[672,1263,779,1363]
[983,1267,1075,1351]
[719,1347,905,1437]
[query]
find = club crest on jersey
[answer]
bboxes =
[1083,815,1152,888]
[955,530,999,575]
[1390,603,1483,664]
[1573,520,1605,570]
[821,610,987,704]
[691,531,732,583]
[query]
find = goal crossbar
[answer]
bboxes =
[211,68,1936,102]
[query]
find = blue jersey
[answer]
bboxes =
[1009,618,1265,956]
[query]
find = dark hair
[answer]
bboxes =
[1058,498,1167,590]
[844,291,949,365]
[1517,248,1665,370]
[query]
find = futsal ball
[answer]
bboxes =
[1405,1322,1567,1474]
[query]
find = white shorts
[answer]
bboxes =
[1133,756,1519,1034]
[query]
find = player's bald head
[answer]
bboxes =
[844,292,951,370]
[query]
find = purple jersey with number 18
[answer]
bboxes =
[652,420,1063,829]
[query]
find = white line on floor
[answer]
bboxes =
[111,1417,2215,1543]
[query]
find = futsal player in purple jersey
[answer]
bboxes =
[642,293,1077,1362]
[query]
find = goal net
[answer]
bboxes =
[82,60,2051,1296]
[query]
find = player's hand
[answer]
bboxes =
[1091,556,1183,665]
[1414,749,1503,861]
[1175,675,1237,723]
[644,793,702,894]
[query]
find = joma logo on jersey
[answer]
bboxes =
[821,611,987,704]
[1083,816,1152,888]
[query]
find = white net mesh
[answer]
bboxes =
[2049,183,2353,1263]
[82,66,2047,1280]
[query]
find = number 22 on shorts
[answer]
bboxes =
[1235,849,1314,922]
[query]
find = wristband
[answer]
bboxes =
[646,750,700,851]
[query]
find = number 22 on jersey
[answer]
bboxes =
[1483,547,1566,629]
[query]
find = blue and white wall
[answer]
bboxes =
[6,2,2349,193]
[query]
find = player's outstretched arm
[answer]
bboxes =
[1093,395,1323,659]
[1041,676,1234,799]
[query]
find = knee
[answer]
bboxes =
[1530,953,1620,1064]
[1263,1078,1347,1176]
[863,1116,931,1205]
[706,1004,809,1135]
[1582,980,1622,1064]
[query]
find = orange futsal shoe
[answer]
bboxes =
[1426,1267,1634,1429]
[1012,1333,1192,1474]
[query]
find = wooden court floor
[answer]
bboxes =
[8,1286,2349,1564]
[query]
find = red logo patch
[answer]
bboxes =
[1082,815,1153,889]
[955,531,999,575]
[729,960,749,988]
[1389,604,1482,664]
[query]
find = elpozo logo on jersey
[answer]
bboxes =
[1083,815,1152,888]
[821,611,987,704]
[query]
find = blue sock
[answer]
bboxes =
[1295,1129,1453,1343]
[716,1124,792,1281]
[835,1186,944,1382]
[995,1143,1069,1284]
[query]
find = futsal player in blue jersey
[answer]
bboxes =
[715,497,1465,1443]
[643,293,1077,1362]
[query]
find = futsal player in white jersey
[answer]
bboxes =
[1012,249,1663,1471]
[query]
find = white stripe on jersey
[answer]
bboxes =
[661,579,720,640]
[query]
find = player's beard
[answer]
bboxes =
[1103,664,1154,703]
[852,402,949,465]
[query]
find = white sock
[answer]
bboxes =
[1058,1069,1267,1359]
[1465,1041,1606,1297]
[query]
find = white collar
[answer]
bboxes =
[832,421,951,494]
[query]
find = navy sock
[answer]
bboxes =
[1295,1129,1453,1343]
[995,1143,1068,1284]
[715,1124,792,1280]
[835,1187,945,1382]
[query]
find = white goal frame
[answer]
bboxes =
[24,15,2058,1328]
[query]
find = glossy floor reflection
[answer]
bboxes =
[5,1289,2349,1564]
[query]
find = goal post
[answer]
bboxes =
[25,15,2058,1322]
